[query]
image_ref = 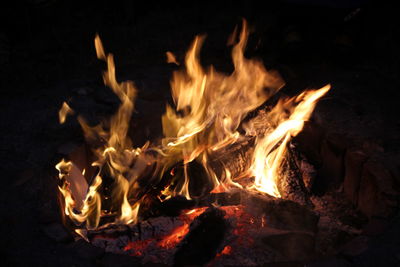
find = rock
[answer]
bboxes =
[343,149,368,206]
[313,133,348,194]
[262,233,315,261]
[358,161,399,218]
[294,121,326,166]
[42,222,72,243]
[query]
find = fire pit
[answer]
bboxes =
[53,20,399,266]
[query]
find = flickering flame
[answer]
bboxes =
[59,102,74,124]
[250,85,331,197]
[56,19,330,237]
[57,159,102,229]
[166,51,179,65]
[161,19,284,197]
[217,245,232,256]
[57,35,151,230]
[158,224,189,249]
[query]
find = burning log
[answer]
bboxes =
[83,188,319,266]
[210,136,313,206]
[88,215,184,244]
[174,207,229,266]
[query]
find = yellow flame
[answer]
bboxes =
[57,158,102,229]
[59,102,74,124]
[161,20,284,198]
[56,20,330,234]
[250,85,331,197]
[166,51,179,65]
[57,35,148,231]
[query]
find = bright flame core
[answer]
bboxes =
[56,20,330,233]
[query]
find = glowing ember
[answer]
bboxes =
[157,224,189,249]
[217,245,232,256]
[123,240,152,257]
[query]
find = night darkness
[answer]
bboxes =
[1,0,400,266]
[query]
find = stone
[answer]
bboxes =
[262,233,315,261]
[42,222,73,243]
[313,133,348,194]
[294,121,326,166]
[358,161,399,218]
[343,149,368,206]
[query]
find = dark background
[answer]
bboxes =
[1,0,399,266]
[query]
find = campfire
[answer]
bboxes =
[56,20,334,265]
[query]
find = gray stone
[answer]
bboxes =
[358,161,399,218]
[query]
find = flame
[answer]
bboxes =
[59,102,74,124]
[217,245,232,256]
[157,224,189,249]
[57,35,151,230]
[56,19,330,236]
[250,85,330,197]
[166,51,179,65]
[57,159,102,229]
[160,20,284,198]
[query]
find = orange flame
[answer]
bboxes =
[57,35,151,230]
[161,20,284,198]
[59,102,74,124]
[56,19,330,235]
[250,85,331,197]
